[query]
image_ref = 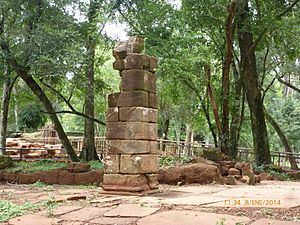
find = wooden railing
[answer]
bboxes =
[3,137,300,170]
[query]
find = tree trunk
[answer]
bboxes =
[264,108,298,170]
[205,65,222,140]
[237,0,271,166]
[228,61,243,159]
[80,0,99,161]
[0,41,79,161]
[13,87,19,130]
[162,117,170,151]
[221,1,236,155]
[0,72,11,154]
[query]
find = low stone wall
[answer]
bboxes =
[0,169,103,186]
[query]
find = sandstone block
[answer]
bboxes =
[202,148,224,161]
[58,170,75,185]
[149,141,159,154]
[228,168,241,176]
[149,56,158,72]
[127,42,144,54]
[149,93,157,109]
[113,41,127,59]
[113,59,125,71]
[120,154,159,174]
[124,54,149,70]
[108,92,120,108]
[102,174,149,192]
[106,107,119,122]
[119,107,157,123]
[117,91,148,107]
[107,140,150,154]
[121,70,156,93]
[104,155,120,174]
[67,162,90,173]
[225,176,237,185]
[106,122,157,140]
[146,174,159,189]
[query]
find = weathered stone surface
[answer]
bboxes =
[128,36,145,45]
[108,92,120,108]
[146,174,159,189]
[228,168,241,176]
[242,163,255,185]
[113,59,125,71]
[250,218,300,225]
[0,155,13,169]
[202,148,224,161]
[102,174,149,192]
[117,91,149,107]
[113,41,127,59]
[149,141,158,154]
[107,140,150,154]
[9,215,61,225]
[119,107,157,123]
[59,207,109,221]
[127,42,144,54]
[106,107,119,122]
[120,154,159,174]
[124,54,149,70]
[158,163,223,185]
[90,217,136,225]
[106,122,157,140]
[104,204,160,217]
[58,170,75,185]
[225,176,237,185]
[149,56,158,72]
[18,173,32,184]
[136,210,250,225]
[259,172,273,181]
[234,162,244,170]
[104,155,120,174]
[67,162,90,173]
[40,168,61,184]
[148,93,157,109]
[121,70,156,93]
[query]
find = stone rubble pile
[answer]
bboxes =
[102,37,159,192]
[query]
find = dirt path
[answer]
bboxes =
[0,181,299,225]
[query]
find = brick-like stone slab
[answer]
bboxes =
[102,174,149,192]
[104,204,160,217]
[107,140,150,154]
[250,218,300,225]
[113,41,127,59]
[90,217,136,225]
[146,174,159,189]
[127,42,144,54]
[149,93,157,109]
[149,141,158,154]
[137,210,250,225]
[106,122,157,140]
[149,56,158,73]
[113,59,125,71]
[106,107,119,122]
[120,154,159,174]
[121,70,156,93]
[9,215,62,225]
[108,92,120,108]
[104,155,120,174]
[117,91,149,107]
[59,207,109,221]
[124,54,149,70]
[119,107,157,123]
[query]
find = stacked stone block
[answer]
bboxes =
[102,37,159,192]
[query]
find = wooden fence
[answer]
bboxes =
[3,137,300,170]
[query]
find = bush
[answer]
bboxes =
[0,155,13,170]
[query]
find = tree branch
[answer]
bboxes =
[40,81,106,125]
[42,110,105,125]
[277,75,300,93]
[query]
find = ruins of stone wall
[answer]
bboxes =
[102,37,159,192]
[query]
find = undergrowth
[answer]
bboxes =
[159,156,193,167]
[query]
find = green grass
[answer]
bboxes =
[159,156,193,167]
[0,199,57,222]
[4,159,103,174]
[4,160,68,173]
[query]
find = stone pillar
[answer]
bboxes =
[102,37,159,193]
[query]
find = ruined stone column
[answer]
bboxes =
[102,37,159,193]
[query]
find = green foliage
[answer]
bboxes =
[0,155,14,170]
[88,160,103,170]
[17,104,46,132]
[159,156,192,167]
[5,160,67,173]
[252,163,291,181]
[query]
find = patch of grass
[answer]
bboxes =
[30,181,48,188]
[159,156,193,167]
[4,160,67,173]
[87,160,103,170]
[215,218,226,225]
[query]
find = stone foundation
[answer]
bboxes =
[102,36,159,192]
